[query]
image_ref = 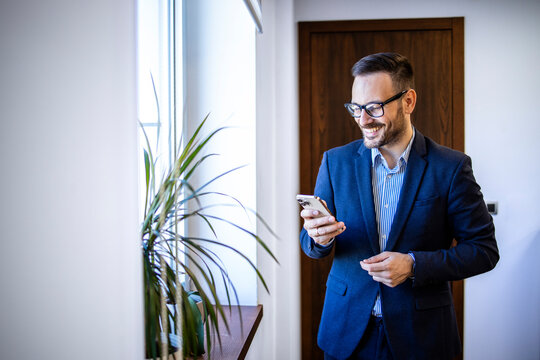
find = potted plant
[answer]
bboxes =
[141,116,277,359]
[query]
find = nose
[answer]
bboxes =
[356,109,373,127]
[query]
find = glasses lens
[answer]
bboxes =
[365,103,383,118]
[346,104,360,116]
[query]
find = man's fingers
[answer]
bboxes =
[361,252,413,288]
[304,216,342,232]
[362,251,390,264]
[311,224,346,238]
[300,208,334,221]
[300,209,320,219]
[312,216,336,227]
[300,205,345,245]
[371,276,399,288]
[371,275,386,284]
[307,222,346,245]
[302,216,334,231]
[316,221,344,235]
[360,260,387,272]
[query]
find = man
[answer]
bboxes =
[299,52,499,360]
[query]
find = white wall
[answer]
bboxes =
[252,0,540,359]
[0,1,143,359]
[249,0,301,359]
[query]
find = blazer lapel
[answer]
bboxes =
[385,130,427,252]
[355,144,380,254]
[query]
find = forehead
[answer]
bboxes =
[351,72,394,102]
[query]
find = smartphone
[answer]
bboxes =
[296,194,333,217]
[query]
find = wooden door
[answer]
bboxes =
[299,18,464,360]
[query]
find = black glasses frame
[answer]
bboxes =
[344,89,408,118]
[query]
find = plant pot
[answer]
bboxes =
[145,333,183,360]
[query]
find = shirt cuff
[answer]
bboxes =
[408,251,416,279]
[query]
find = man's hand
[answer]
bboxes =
[360,251,414,287]
[301,209,346,246]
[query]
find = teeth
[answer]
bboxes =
[364,126,381,134]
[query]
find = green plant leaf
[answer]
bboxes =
[140,117,278,359]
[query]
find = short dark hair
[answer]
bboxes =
[351,52,414,91]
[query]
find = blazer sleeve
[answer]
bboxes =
[412,155,499,286]
[300,151,336,259]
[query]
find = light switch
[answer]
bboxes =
[486,201,498,215]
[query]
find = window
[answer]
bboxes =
[137,0,181,183]
[138,0,260,306]
[183,0,258,305]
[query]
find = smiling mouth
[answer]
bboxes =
[363,126,382,134]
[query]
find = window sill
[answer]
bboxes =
[197,305,263,360]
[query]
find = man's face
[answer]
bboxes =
[351,72,409,149]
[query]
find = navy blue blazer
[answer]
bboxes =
[300,130,499,360]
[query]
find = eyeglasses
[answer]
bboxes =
[344,90,408,118]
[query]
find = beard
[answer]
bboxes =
[361,107,408,149]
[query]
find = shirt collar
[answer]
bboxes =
[371,127,416,168]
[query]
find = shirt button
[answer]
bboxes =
[387,174,392,179]
[382,235,387,239]
[384,203,389,208]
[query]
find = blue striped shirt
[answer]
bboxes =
[371,131,415,316]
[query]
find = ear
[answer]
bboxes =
[402,89,417,114]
